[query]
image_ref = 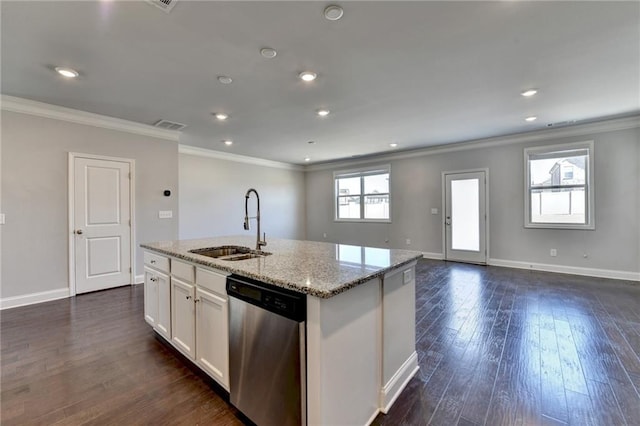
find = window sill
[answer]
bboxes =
[334,219,392,224]
[525,223,595,230]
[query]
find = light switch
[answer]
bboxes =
[431,208,438,215]
[158,210,173,219]
[0,213,4,225]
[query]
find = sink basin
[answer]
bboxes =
[189,246,271,261]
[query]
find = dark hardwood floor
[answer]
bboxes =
[2,259,639,425]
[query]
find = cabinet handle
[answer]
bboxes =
[150,277,158,282]
[194,298,201,303]
[186,295,192,300]
[150,260,156,264]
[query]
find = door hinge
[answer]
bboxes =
[129,267,132,273]
[128,172,131,179]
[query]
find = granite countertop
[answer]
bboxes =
[140,236,423,298]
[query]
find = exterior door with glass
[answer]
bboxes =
[444,171,487,264]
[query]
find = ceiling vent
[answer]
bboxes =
[146,0,178,13]
[154,119,186,131]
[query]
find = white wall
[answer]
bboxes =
[179,152,306,241]
[1,110,179,300]
[306,125,640,277]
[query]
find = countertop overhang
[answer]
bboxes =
[141,236,423,298]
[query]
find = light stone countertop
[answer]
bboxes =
[140,236,423,298]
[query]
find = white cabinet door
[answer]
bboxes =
[195,287,229,389]
[155,270,171,339]
[144,267,158,327]
[171,277,195,359]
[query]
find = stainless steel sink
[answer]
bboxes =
[189,246,271,261]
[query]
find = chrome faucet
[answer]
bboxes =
[243,188,267,251]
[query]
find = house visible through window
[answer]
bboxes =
[334,166,390,221]
[524,141,594,229]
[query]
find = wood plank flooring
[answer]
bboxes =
[2,259,639,425]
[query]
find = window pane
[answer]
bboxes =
[531,187,585,224]
[337,177,361,196]
[530,155,586,187]
[337,196,360,219]
[451,179,479,251]
[364,194,389,219]
[364,173,389,194]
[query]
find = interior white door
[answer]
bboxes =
[444,171,487,264]
[74,157,131,294]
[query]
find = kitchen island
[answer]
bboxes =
[141,236,423,426]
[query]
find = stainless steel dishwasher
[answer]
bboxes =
[227,275,306,426]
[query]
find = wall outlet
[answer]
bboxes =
[158,210,173,219]
[323,232,327,238]
[406,238,411,245]
[550,249,557,257]
[431,208,438,215]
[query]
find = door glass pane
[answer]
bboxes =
[451,178,479,251]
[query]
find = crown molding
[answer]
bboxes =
[179,144,304,171]
[304,115,640,172]
[1,95,180,142]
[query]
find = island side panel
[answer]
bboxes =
[306,278,382,426]
[380,261,419,412]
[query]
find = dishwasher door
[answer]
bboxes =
[229,295,306,426]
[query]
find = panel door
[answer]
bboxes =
[444,171,487,264]
[171,278,195,359]
[74,157,131,294]
[196,287,229,389]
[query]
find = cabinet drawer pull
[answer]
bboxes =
[194,298,201,303]
[150,260,156,264]
[150,277,158,282]
[186,295,192,300]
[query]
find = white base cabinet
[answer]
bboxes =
[171,277,196,358]
[143,251,229,391]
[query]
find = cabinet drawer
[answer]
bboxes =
[196,267,229,297]
[172,259,195,283]
[144,251,170,273]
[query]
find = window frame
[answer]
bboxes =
[333,165,391,223]
[524,141,595,230]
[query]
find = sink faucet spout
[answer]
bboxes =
[244,188,267,251]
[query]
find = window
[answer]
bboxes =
[524,141,594,229]
[334,166,390,221]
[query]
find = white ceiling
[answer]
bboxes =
[2,1,638,165]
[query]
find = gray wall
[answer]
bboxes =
[1,110,179,298]
[179,153,306,241]
[306,127,640,274]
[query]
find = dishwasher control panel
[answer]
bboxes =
[227,275,306,322]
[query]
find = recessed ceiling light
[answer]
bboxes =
[390,143,398,148]
[324,5,344,21]
[317,109,330,117]
[223,140,233,146]
[525,116,538,122]
[304,157,311,162]
[214,113,229,120]
[299,71,317,82]
[521,89,538,97]
[55,67,79,78]
[217,75,233,84]
[260,48,277,59]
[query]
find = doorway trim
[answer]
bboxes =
[441,168,490,264]
[68,152,136,296]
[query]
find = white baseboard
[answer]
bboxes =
[422,252,444,260]
[379,351,419,414]
[0,288,70,310]
[134,274,144,285]
[488,258,640,282]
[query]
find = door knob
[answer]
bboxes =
[445,217,451,226]
[75,229,83,235]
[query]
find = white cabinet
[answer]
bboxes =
[195,286,229,389]
[144,258,171,340]
[171,277,196,358]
